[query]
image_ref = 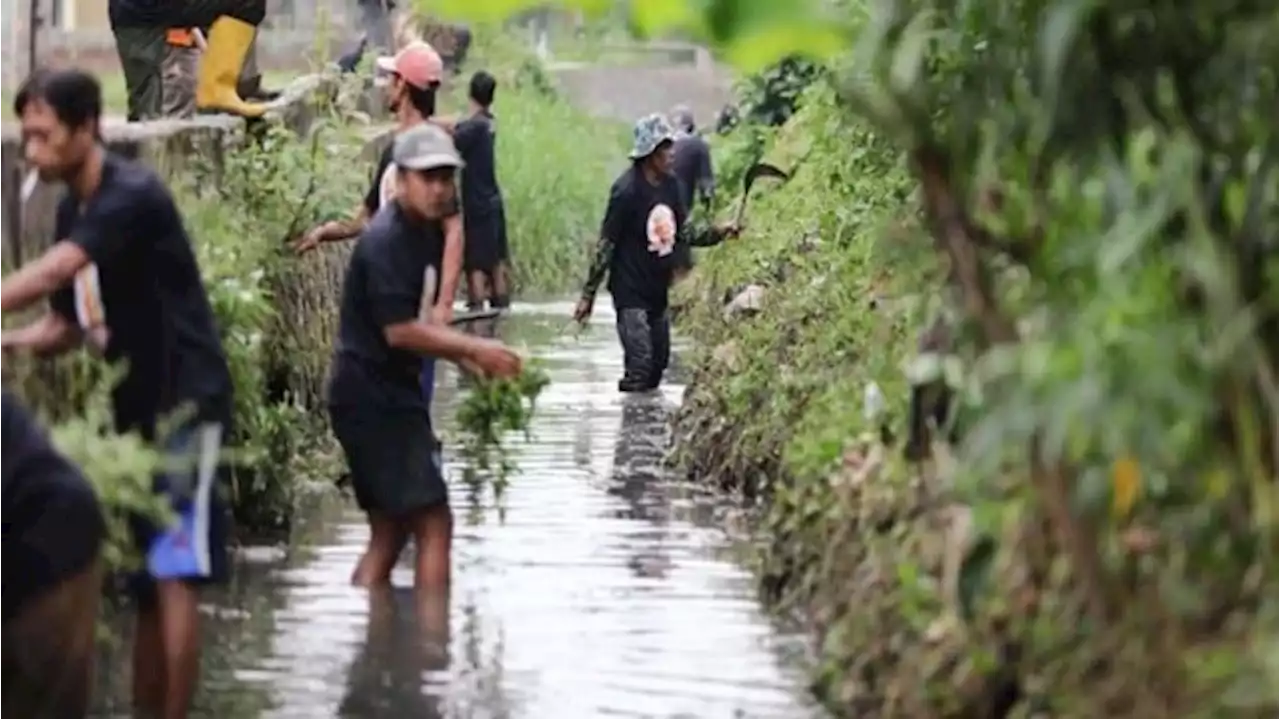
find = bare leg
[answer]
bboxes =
[154,580,203,719]
[409,504,453,591]
[352,513,409,587]
[490,263,511,307]
[465,270,489,310]
[132,606,166,716]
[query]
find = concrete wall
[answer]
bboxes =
[1,72,388,270]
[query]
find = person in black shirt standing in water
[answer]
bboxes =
[573,114,741,392]
[329,123,523,591]
[293,40,463,408]
[2,391,107,718]
[1,69,235,719]
[433,70,512,312]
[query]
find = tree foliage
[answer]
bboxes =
[427,0,1277,714]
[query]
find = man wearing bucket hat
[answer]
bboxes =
[328,123,523,591]
[573,113,742,392]
[294,41,464,408]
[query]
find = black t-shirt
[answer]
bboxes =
[328,203,448,411]
[2,391,106,623]
[454,111,503,221]
[671,134,714,213]
[50,153,234,437]
[601,166,690,310]
[108,0,161,27]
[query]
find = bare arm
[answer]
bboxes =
[428,115,460,134]
[1,242,91,314]
[436,214,464,315]
[383,319,479,362]
[1,313,83,357]
[316,204,372,244]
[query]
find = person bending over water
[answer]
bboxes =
[2,68,237,719]
[327,123,522,590]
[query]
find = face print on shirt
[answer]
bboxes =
[646,203,676,257]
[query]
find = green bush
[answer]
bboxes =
[668,0,1278,715]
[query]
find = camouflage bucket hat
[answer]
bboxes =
[629,113,676,160]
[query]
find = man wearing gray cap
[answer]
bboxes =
[327,123,523,592]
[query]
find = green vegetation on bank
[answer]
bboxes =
[441,30,630,295]
[435,0,1278,716]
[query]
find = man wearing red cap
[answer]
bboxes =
[294,41,463,409]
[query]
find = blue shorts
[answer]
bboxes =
[128,420,230,608]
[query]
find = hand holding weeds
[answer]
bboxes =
[455,361,552,498]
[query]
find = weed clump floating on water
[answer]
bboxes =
[455,362,552,498]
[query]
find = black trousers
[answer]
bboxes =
[112,0,266,29]
[615,307,671,390]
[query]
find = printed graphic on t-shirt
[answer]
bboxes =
[378,162,398,209]
[419,265,438,321]
[646,203,677,257]
[72,263,110,351]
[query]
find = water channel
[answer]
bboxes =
[92,299,822,719]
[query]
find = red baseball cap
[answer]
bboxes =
[375,41,444,89]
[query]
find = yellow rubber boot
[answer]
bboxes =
[196,16,267,119]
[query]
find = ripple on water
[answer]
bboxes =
[92,299,823,719]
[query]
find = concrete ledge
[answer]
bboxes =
[1,71,386,269]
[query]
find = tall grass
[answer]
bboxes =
[443,30,631,296]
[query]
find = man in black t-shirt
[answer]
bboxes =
[1,69,235,719]
[329,123,523,590]
[2,392,106,718]
[572,114,741,392]
[433,70,512,311]
[294,41,463,407]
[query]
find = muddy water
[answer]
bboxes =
[92,299,822,719]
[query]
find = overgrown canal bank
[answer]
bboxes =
[90,300,824,718]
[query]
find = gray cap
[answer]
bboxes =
[392,123,464,172]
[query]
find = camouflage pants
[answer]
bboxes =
[115,25,262,121]
[161,45,200,118]
[113,0,266,120]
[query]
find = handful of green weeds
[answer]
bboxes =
[455,362,551,496]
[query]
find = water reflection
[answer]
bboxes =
[337,588,449,718]
[87,299,821,718]
[608,396,676,580]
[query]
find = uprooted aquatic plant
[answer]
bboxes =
[455,362,552,498]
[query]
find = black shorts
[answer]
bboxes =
[463,208,510,273]
[329,405,447,517]
[127,420,232,609]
